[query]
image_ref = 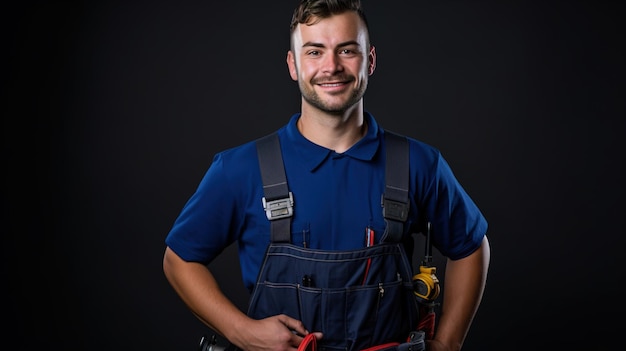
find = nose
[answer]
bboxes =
[321,53,343,74]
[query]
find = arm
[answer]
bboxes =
[162,247,321,351]
[428,236,490,351]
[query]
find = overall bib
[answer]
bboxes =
[245,131,424,351]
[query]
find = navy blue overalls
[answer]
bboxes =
[246,131,424,351]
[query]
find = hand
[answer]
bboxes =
[237,314,323,351]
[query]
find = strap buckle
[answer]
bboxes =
[381,197,409,222]
[262,192,294,220]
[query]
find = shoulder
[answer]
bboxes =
[213,139,258,166]
[383,129,442,165]
[201,136,269,196]
[211,129,282,170]
[206,128,292,186]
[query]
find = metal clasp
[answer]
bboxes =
[262,192,294,220]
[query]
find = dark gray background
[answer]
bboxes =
[3,1,624,350]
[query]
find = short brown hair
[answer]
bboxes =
[290,0,370,37]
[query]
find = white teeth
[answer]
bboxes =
[321,83,342,87]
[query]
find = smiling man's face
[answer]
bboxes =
[287,11,376,114]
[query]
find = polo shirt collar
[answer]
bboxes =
[284,111,381,172]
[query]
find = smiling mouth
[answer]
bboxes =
[314,75,353,87]
[319,82,345,87]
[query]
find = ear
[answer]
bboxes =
[368,45,377,76]
[286,50,298,81]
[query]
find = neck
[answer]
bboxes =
[297,103,367,153]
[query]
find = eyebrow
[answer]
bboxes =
[301,40,361,49]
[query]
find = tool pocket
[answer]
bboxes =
[247,243,418,351]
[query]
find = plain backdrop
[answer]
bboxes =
[3,1,624,350]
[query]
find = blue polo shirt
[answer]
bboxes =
[165,112,487,292]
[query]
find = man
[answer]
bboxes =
[163,1,490,350]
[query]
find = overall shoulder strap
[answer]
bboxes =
[256,130,410,244]
[256,132,293,243]
[382,130,410,243]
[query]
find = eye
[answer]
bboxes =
[339,47,359,56]
[306,50,321,56]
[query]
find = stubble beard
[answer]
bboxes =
[299,78,367,115]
